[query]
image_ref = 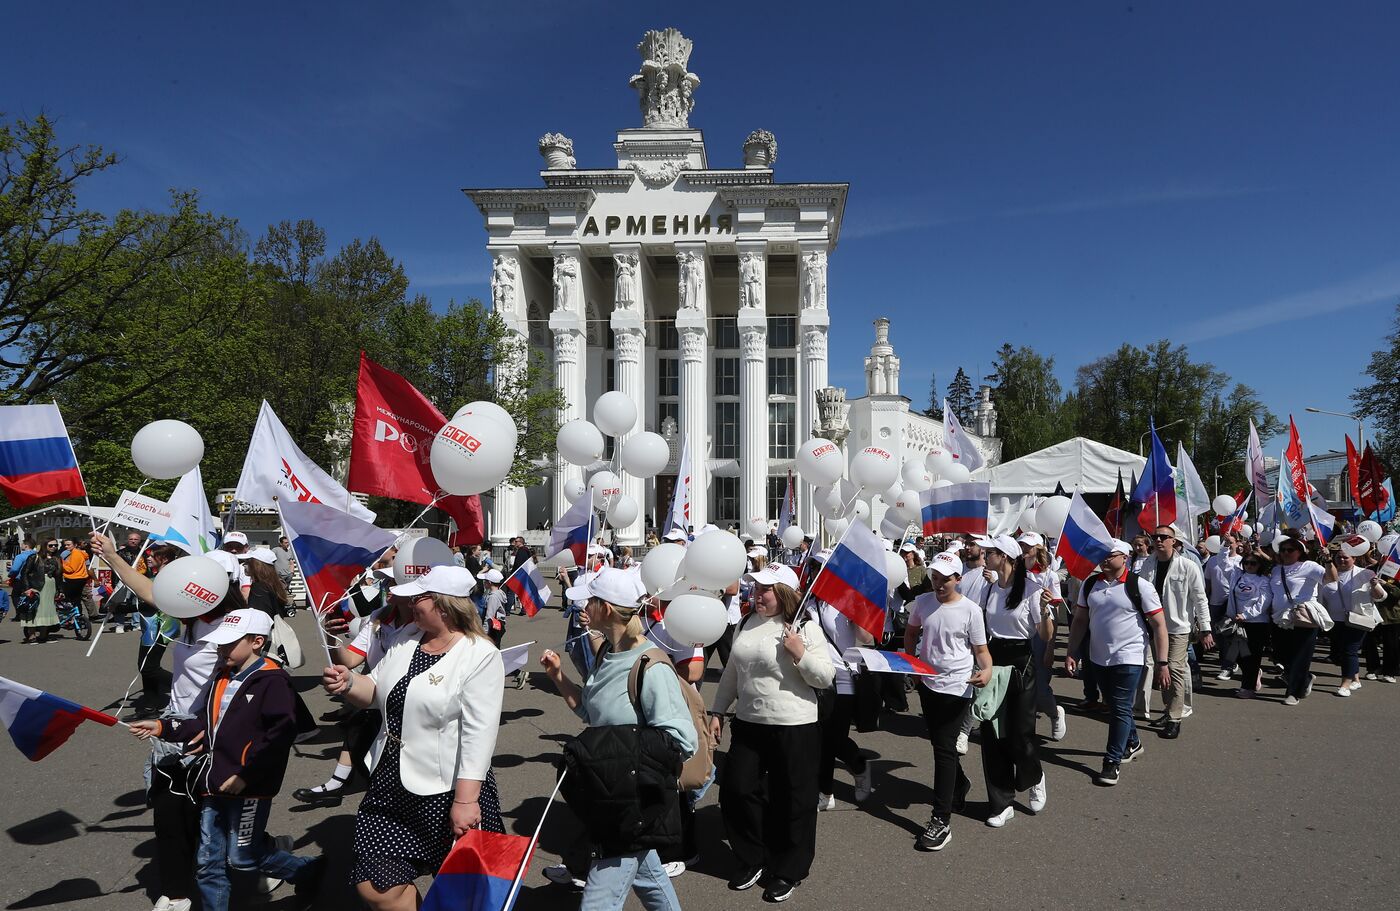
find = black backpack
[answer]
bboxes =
[1084,570,1146,615]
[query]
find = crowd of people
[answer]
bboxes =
[4,515,1397,910]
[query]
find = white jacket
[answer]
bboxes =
[367,631,505,796]
[1139,555,1211,635]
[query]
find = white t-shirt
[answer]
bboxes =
[983,578,1038,641]
[1078,572,1163,668]
[347,606,421,669]
[1204,552,1242,605]
[723,593,742,626]
[1320,566,1377,623]
[168,617,221,715]
[814,601,859,695]
[957,564,989,605]
[908,593,986,697]
[1226,570,1274,624]
[1269,561,1326,612]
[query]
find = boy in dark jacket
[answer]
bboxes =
[130,609,324,911]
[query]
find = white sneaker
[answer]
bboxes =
[1349,680,1362,691]
[1365,672,1378,681]
[985,806,1014,828]
[663,861,686,878]
[542,865,586,889]
[1050,706,1067,741]
[258,835,293,893]
[1215,669,1231,680]
[955,732,969,755]
[1181,705,1194,719]
[853,765,874,803]
[1336,686,1351,697]
[111,625,126,634]
[1305,674,1315,697]
[818,793,835,811]
[1284,695,1300,706]
[1028,774,1047,813]
[153,899,192,911]
[1382,676,1397,684]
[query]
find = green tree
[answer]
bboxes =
[1353,299,1400,472]
[924,371,942,419]
[985,343,1071,460]
[945,367,975,425]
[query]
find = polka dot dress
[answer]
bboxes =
[350,645,504,891]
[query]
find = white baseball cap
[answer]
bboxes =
[1108,538,1132,556]
[927,551,963,578]
[236,547,277,565]
[390,565,477,598]
[200,608,273,645]
[747,547,767,559]
[989,534,1021,560]
[565,567,646,606]
[663,529,688,542]
[899,542,918,553]
[1016,532,1044,547]
[743,564,801,590]
[481,569,504,584]
[223,531,249,546]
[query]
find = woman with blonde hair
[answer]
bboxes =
[323,565,505,911]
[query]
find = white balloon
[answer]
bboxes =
[901,461,933,492]
[998,496,1011,513]
[663,593,729,647]
[620,431,669,478]
[431,414,517,496]
[453,400,517,440]
[587,471,623,510]
[606,493,639,528]
[593,391,639,437]
[796,438,846,487]
[1212,494,1238,517]
[850,500,871,522]
[153,555,230,618]
[925,446,954,475]
[746,517,770,539]
[683,531,746,591]
[825,516,849,538]
[819,485,846,519]
[884,550,909,593]
[1379,532,1399,554]
[940,462,971,484]
[557,420,605,466]
[131,420,204,480]
[393,537,455,584]
[892,492,921,525]
[1358,520,1384,543]
[1020,506,1038,533]
[1034,496,1071,538]
[641,543,687,593]
[880,516,908,540]
[1238,524,1255,541]
[1202,535,1223,555]
[881,482,904,505]
[781,525,805,549]
[561,477,587,504]
[851,446,899,491]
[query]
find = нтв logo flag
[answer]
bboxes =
[919,481,990,536]
[154,465,220,555]
[1054,490,1116,581]
[1130,419,1177,530]
[504,559,552,618]
[549,495,594,567]
[236,400,376,523]
[280,500,398,612]
[844,647,937,677]
[809,519,888,640]
[347,353,484,545]
[0,404,86,510]
[942,399,986,472]
[667,434,691,535]
[0,675,117,762]
[420,828,536,911]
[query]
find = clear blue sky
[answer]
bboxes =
[7,1,1397,460]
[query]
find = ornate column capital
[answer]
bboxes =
[680,325,707,364]
[615,328,643,365]
[802,326,828,360]
[741,325,766,363]
[553,328,581,364]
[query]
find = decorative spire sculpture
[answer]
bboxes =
[629,28,700,129]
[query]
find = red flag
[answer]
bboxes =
[1284,417,1311,505]
[348,353,484,545]
[1104,469,1125,538]
[1358,443,1389,517]
[1346,435,1363,508]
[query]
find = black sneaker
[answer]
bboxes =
[1095,761,1120,787]
[915,814,952,851]
[1160,720,1181,740]
[763,878,798,903]
[728,866,764,891]
[1123,740,1145,764]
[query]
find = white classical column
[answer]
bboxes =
[549,245,586,522]
[488,249,528,547]
[797,241,830,535]
[737,240,768,528]
[675,242,709,529]
[610,245,645,546]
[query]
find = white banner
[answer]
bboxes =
[235,400,375,522]
[111,489,174,535]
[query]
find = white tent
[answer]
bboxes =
[977,437,1146,495]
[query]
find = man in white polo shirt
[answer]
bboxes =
[1066,540,1170,787]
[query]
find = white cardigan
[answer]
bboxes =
[367,631,505,796]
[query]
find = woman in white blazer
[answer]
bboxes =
[324,565,505,911]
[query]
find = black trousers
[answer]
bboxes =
[917,687,971,823]
[1236,623,1273,691]
[149,758,200,899]
[702,623,735,681]
[719,719,821,883]
[1274,627,1318,698]
[1364,623,1400,676]
[981,639,1042,814]
[818,692,867,793]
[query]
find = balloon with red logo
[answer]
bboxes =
[797,438,845,487]
[851,447,899,492]
[393,537,455,585]
[153,555,231,619]
[431,413,517,496]
[588,470,623,511]
[453,400,517,440]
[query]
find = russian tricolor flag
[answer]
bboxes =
[280,500,398,612]
[0,404,87,510]
[844,647,937,677]
[0,675,117,761]
[1054,490,1115,581]
[421,829,535,911]
[810,519,888,640]
[1130,419,1177,529]
[919,481,990,536]
[548,495,593,567]
[504,559,552,618]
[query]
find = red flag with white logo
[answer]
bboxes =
[348,353,483,545]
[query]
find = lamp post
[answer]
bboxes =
[1139,418,1186,457]
[1305,407,1365,508]
[1213,458,1245,499]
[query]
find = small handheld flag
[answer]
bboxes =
[504,559,552,618]
[499,642,533,676]
[420,829,536,911]
[844,647,937,677]
[809,520,888,640]
[549,495,594,567]
[1130,420,1177,529]
[279,500,399,612]
[942,400,986,472]
[0,676,118,761]
[0,404,87,510]
[1054,491,1116,581]
[919,481,990,536]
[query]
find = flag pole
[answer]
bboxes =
[794,514,860,619]
[500,768,569,911]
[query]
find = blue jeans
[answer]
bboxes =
[580,850,682,911]
[1101,663,1145,764]
[197,796,313,911]
[1334,624,1367,680]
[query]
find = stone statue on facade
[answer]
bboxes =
[629,28,700,129]
[613,253,638,310]
[738,252,764,310]
[677,251,704,310]
[490,255,517,313]
[801,250,827,310]
[553,254,578,312]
